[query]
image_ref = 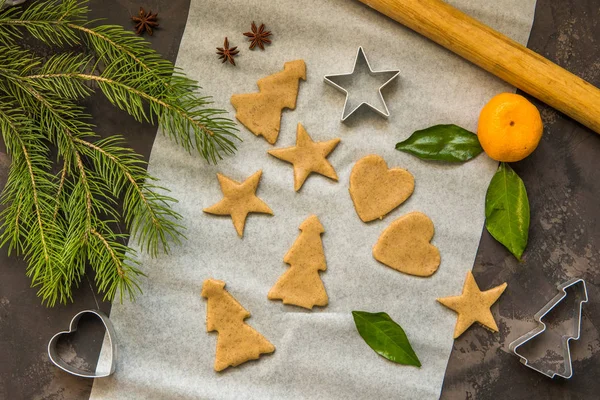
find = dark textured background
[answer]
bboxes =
[0,1,191,398]
[0,0,598,399]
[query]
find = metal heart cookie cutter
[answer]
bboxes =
[48,309,117,378]
[509,278,588,379]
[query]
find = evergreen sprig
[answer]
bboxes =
[0,0,239,305]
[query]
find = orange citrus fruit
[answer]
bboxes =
[477,93,543,162]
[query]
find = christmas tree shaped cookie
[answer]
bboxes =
[268,215,328,310]
[231,60,306,144]
[202,279,275,371]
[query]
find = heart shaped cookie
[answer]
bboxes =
[373,212,441,277]
[349,155,414,222]
[47,310,117,378]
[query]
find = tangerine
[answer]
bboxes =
[477,93,543,162]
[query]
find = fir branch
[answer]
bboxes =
[0,0,240,162]
[30,53,94,100]
[88,223,143,302]
[74,136,184,256]
[53,158,69,220]
[0,105,51,257]
[72,137,93,234]
[19,138,49,260]
[91,228,124,277]
[25,70,239,162]
[0,0,238,305]
[0,103,66,305]
[70,24,169,84]
[0,0,86,46]
[0,62,94,151]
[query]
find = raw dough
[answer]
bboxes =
[231,60,306,144]
[437,271,507,338]
[268,123,340,191]
[268,215,328,309]
[349,154,414,222]
[203,170,273,237]
[373,211,440,277]
[202,279,275,371]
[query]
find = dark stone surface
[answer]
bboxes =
[440,1,600,399]
[0,0,190,399]
[0,0,598,399]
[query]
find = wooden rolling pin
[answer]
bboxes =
[358,0,600,134]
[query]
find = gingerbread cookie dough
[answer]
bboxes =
[373,211,440,277]
[268,123,340,191]
[349,155,414,222]
[231,60,306,144]
[202,279,275,371]
[203,170,272,237]
[268,215,328,309]
[437,271,507,338]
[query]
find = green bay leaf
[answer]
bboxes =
[352,311,421,367]
[395,124,483,162]
[485,162,530,260]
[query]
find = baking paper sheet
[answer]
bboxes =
[91,0,536,398]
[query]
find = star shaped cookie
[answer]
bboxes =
[203,170,273,237]
[268,123,340,191]
[437,271,507,338]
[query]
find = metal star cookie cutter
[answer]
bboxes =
[324,47,400,122]
[509,278,588,379]
[48,309,117,378]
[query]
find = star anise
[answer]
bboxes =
[243,22,272,50]
[216,37,239,66]
[132,7,159,36]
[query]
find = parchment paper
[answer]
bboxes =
[91,0,536,398]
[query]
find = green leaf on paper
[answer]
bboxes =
[352,311,421,367]
[485,162,530,260]
[395,124,483,162]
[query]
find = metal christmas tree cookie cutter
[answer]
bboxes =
[48,309,117,378]
[324,47,400,122]
[509,278,588,379]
